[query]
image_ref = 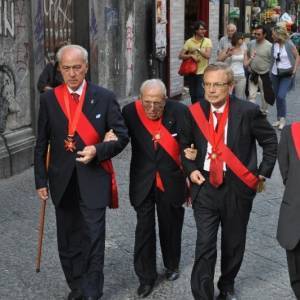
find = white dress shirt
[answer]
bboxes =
[203,103,228,171]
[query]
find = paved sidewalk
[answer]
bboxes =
[1,77,300,299]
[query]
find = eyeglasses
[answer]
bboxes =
[203,82,229,89]
[61,65,83,73]
[142,100,165,109]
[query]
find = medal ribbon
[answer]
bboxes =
[63,83,87,137]
[135,100,182,192]
[208,99,229,155]
[54,84,119,209]
[189,101,259,190]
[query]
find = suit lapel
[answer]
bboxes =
[227,97,242,148]
[82,83,98,118]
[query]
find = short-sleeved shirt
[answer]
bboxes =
[183,37,212,74]
[247,39,272,74]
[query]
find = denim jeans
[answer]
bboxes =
[271,74,293,118]
[187,74,204,103]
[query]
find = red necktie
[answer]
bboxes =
[209,112,224,187]
[71,92,80,103]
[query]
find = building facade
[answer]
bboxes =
[0,0,223,178]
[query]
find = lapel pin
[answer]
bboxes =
[96,113,101,119]
[90,99,95,104]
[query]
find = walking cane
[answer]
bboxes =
[35,145,50,273]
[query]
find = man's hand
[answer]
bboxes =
[76,145,97,164]
[184,143,197,160]
[37,187,48,201]
[190,170,206,185]
[103,129,118,142]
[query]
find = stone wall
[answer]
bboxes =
[0,0,35,178]
[89,0,153,103]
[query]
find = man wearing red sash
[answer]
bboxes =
[34,45,128,300]
[181,63,277,300]
[122,79,190,298]
[277,122,300,299]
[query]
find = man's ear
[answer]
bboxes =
[228,83,234,94]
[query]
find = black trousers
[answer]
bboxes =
[287,242,300,299]
[55,171,106,298]
[134,184,185,285]
[191,180,253,300]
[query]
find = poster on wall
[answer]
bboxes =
[155,0,167,60]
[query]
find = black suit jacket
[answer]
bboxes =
[277,124,300,250]
[34,82,129,209]
[122,100,188,208]
[181,96,278,202]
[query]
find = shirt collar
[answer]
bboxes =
[211,102,226,113]
[67,79,86,95]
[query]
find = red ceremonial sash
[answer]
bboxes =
[135,100,181,191]
[54,84,119,208]
[189,103,259,190]
[291,122,300,160]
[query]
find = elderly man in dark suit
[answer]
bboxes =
[122,79,190,298]
[34,44,128,300]
[277,122,300,299]
[181,62,277,300]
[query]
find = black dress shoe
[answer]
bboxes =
[137,284,154,298]
[68,289,83,300]
[165,269,180,281]
[217,290,238,300]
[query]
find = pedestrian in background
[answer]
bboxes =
[122,79,191,298]
[179,20,212,103]
[181,63,277,300]
[34,44,129,300]
[225,32,249,100]
[247,25,274,114]
[271,25,299,130]
[37,42,67,93]
[277,121,300,300]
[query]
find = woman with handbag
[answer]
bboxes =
[271,26,299,130]
[179,20,212,103]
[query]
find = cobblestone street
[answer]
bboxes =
[1,77,300,299]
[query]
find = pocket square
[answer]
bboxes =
[96,113,101,119]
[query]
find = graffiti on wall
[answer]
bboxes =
[125,13,134,97]
[44,0,73,27]
[90,1,98,78]
[0,65,19,133]
[34,0,44,65]
[0,0,15,38]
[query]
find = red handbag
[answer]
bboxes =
[178,58,197,76]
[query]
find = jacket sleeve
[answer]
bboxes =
[278,126,290,185]
[34,95,50,189]
[179,107,199,176]
[95,95,129,161]
[251,106,278,178]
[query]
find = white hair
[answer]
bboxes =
[56,44,88,64]
[140,79,167,98]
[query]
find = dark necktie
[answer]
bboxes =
[209,111,223,187]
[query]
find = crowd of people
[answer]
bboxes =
[33,21,300,300]
[180,21,299,130]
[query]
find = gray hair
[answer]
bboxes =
[227,23,237,31]
[56,44,88,64]
[140,79,167,98]
[204,62,234,85]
